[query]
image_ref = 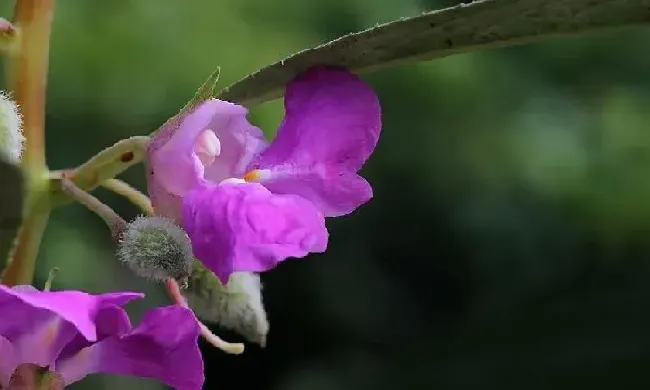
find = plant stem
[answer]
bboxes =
[165,278,245,355]
[60,176,127,239]
[1,208,49,286]
[2,0,56,286]
[42,266,58,291]
[101,178,154,215]
[8,0,54,174]
[48,136,149,207]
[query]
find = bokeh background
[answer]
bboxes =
[4,0,650,389]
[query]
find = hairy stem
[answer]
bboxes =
[7,0,54,173]
[2,0,56,286]
[48,136,149,207]
[101,179,154,215]
[165,278,245,355]
[1,208,49,286]
[60,176,126,239]
[42,266,58,291]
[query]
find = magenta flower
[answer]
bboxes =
[0,285,203,390]
[147,66,382,283]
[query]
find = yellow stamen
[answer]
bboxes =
[243,170,260,182]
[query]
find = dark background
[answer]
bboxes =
[4,0,650,389]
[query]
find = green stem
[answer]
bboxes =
[60,176,127,239]
[1,207,49,286]
[102,178,154,215]
[48,136,149,207]
[8,0,54,174]
[2,0,55,286]
[42,266,58,291]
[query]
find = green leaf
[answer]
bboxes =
[0,158,24,262]
[150,66,221,137]
[181,66,221,112]
[218,0,650,106]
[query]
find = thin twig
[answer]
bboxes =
[43,266,58,291]
[101,179,154,215]
[60,175,126,239]
[165,278,245,355]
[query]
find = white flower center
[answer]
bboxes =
[194,129,221,167]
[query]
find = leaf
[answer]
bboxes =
[217,0,650,106]
[184,261,269,346]
[181,66,221,113]
[0,158,23,262]
[150,66,221,137]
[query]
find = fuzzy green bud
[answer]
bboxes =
[117,216,193,285]
[184,262,269,347]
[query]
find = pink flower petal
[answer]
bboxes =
[0,336,17,387]
[182,181,328,283]
[0,286,142,371]
[56,306,203,390]
[249,66,381,217]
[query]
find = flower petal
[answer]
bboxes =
[0,286,142,369]
[249,167,374,218]
[202,111,268,183]
[182,182,328,283]
[249,66,381,216]
[147,99,268,212]
[56,305,203,390]
[55,304,134,365]
[0,336,17,387]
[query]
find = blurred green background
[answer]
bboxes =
[4,0,650,389]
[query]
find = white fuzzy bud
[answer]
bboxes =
[0,92,23,165]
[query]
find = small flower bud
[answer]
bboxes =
[184,263,269,347]
[117,216,193,284]
[0,92,23,165]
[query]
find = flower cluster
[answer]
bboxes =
[0,66,381,390]
[147,66,382,283]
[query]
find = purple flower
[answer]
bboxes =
[147,66,382,283]
[0,285,203,390]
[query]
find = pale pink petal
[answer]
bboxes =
[147,99,268,219]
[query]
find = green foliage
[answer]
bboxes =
[218,0,650,106]
[2,0,650,389]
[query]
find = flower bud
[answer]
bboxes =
[0,92,23,165]
[184,263,269,347]
[117,216,193,284]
